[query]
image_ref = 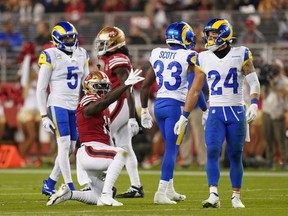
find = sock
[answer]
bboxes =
[47,177,57,188]
[157,180,169,194]
[232,191,240,199]
[68,182,75,191]
[209,186,218,196]
[166,179,176,194]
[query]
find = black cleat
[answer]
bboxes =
[115,185,144,198]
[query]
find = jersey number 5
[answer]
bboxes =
[67,66,79,89]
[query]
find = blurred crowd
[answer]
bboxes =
[0,0,288,169]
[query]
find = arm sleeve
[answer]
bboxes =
[36,64,52,116]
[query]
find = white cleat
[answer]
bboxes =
[47,184,71,206]
[97,194,123,206]
[166,191,186,201]
[232,196,245,208]
[154,192,177,204]
[202,193,220,208]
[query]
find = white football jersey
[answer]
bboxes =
[38,47,89,110]
[195,46,252,106]
[149,47,196,103]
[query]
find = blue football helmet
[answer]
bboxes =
[51,21,78,52]
[165,21,196,49]
[203,18,233,51]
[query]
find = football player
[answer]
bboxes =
[37,21,90,195]
[174,18,260,208]
[46,69,144,206]
[93,26,144,198]
[140,21,207,204]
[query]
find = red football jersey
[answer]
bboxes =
[76,94,111,145]
[99,53,132,98]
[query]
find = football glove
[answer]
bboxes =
[246,104,258,123]
[124,68,144,86]
[42,116,55,134]
[128,118,139,137]
[141,108,153,129]
[174,115,188,135]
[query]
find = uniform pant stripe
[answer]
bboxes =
[85,146,117,159]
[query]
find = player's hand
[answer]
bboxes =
[141,108,153,129]
[128,118,139,136]
[124,68,144,86]
[42,116,55,134]
[202,109,209,126]
[174,115,188,135]
[246,104,258,123]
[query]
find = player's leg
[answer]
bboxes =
[202,107,225,208]
[52,107,75,190]
[111,100,143,198]
[226,106,246,208]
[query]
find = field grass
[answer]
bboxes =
[0,166,288,216]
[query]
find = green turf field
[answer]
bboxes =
[0,167,287,216]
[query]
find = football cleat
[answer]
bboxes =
[232,196,245,208]
[42,180,56,196]
[115,185,144,198]
[154,192,177,205]
[202,192,220,208]
[97,194,123,206]
[80,184,117,198]
[47,184,72,206]
[166,191,186,202]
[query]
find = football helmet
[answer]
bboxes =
[83,70,111,96]
[94,26,126,56]
[165,21,196,50]
[203,18,233,51]
[51,21,78,52]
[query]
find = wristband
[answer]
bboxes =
[182,111,190,118]
[251,98,258,105]
[41,114,48,118]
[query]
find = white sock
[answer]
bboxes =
[209,186,218,195]
[71,190,98,204]
[232,191,240,198]
[102,148,127,195]
[167,179,176,194]
[157,180,169,194]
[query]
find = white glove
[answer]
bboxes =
[202,109,209,126]
[128,118,139,136]
[124,68,144,86]
[174,115,188,135]
[42,116,55,134]
[246,103,258,123]
[141,108,153,129]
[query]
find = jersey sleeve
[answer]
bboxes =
[242,47,253,67]
[186,51,197,65]
[38,50,53,69]
[108,54,131,71]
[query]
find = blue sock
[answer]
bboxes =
[47,177,57,189]
[67,182,75,191]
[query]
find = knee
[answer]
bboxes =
[116,147,128,159]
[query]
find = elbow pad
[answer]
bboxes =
[246,72,260,95]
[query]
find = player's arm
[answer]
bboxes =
[140,66,156,108]
[183,66,206,114]
[36,63,52,117]
[242,49,260,122]
[84,84,131,117]
[114,66,136,118]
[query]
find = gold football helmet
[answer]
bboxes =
[83,70,111,95]
[94,26,126,56]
